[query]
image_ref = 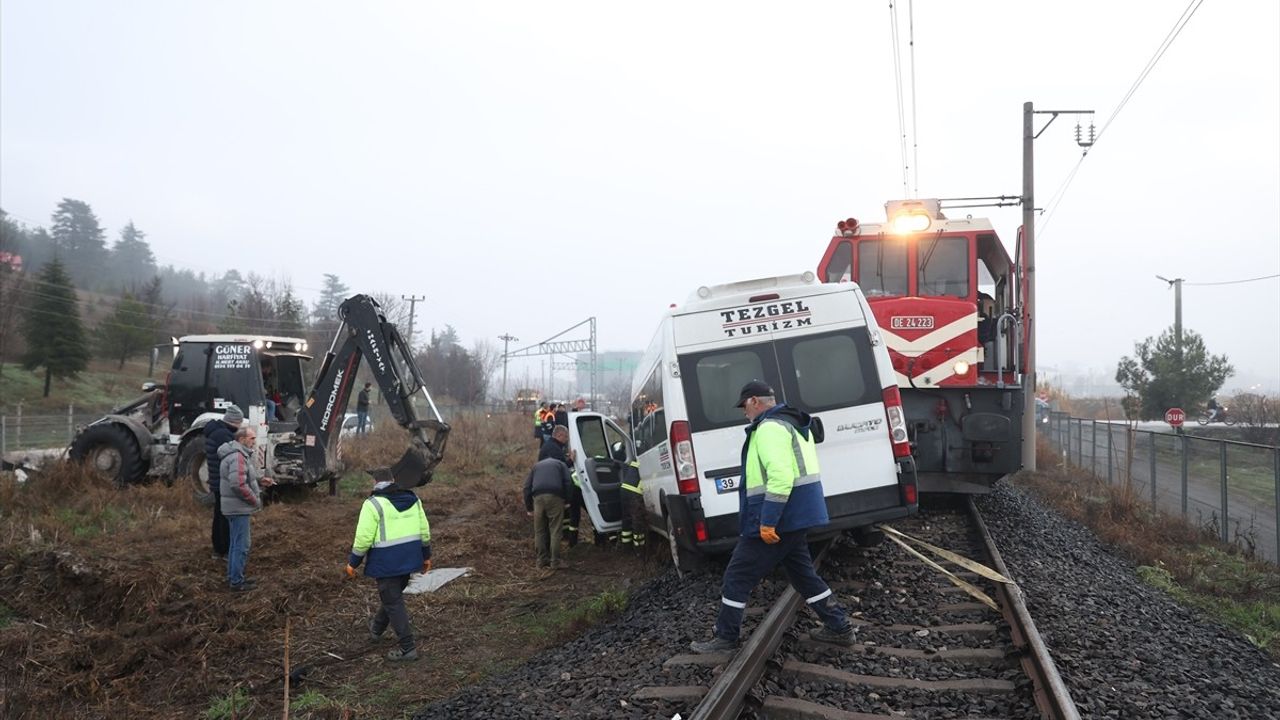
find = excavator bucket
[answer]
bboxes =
[385,420,450,489]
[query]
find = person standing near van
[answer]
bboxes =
[691,380,854,653]
[539,425,581,547]
[619,460,646,549]
[524,457,574,569]
[356,382,373,434]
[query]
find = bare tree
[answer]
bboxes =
[471,339,502,403]
[0,266,28,377]
[1232,393,1279,445]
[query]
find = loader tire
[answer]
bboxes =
[70,423,145,489]
[178,440,214,506]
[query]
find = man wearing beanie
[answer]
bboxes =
[203,405,244,560]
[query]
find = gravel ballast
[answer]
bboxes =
[978,482,1280,719]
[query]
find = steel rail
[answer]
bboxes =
[968,497,1081,720]
[688,540,832,720]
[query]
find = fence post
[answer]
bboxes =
[1149,432,1157,510]
[1077,419,1083,466]
[1273,446,1279,564]
[1,415,6,457]
[1065,417,1072,465]
[1181,434,1189,516]
[15,402,21,450]
[68,403,75,442]
[1219,441,1229,544]
[1091,421,1098,477]
[1107,423,1114,485]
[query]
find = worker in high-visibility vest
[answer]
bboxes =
[619,460,646,549]
[533,403,548,442]
[345,476,433,662]
[690,380,853,654]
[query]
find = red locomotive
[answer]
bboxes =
[817,199,1028,493]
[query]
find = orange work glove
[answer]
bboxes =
[344,564,357,579]
[422,559,433,574]
[760,525,781,544]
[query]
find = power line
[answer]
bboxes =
[1184,273,1280,286]
[888,1,909,196]
[1037,0,1204,238]
[907,0,920,197]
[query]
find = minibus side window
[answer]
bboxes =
[631,366,666,454]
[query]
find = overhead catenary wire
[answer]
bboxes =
[1037,0,1205,238]
[908,0,920,197]
[1183,273,1280,286]
[888,1,910,197]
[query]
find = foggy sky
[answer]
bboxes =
[2,1,1277,392]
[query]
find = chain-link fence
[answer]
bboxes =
[1,405,108,457]
[1044,411,1280,564]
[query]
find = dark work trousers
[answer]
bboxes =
[371,575,414,653]
[211,491,230,557]
[562,485,583,546]
[713,530,848,642]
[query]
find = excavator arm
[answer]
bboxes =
[297,294,450,489]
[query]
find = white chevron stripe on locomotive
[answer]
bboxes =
[882,313,978,355]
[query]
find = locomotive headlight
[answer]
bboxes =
[891,212,931,234]
[953,360,970,376]
[253,340,264,349]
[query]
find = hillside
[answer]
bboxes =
[0,361,158,414]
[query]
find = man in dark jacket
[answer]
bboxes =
[204,405,243,560]
[538,426,582,546]
[357,382,372,434]
[524,457,573,569]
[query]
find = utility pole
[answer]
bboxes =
[498,333,518,405]
[1022,102,1094,472]
[400,294,426,352]
[1156,275,1185,405]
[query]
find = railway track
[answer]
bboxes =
[631,498,1079,719]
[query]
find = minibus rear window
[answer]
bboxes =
[678,327,881,432]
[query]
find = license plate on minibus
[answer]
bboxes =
[714,476,741,494]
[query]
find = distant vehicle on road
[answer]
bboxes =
[1197,406,1237,426]
[341,413,375,436]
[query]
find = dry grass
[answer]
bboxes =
[0,411,659,719]
[1019,435,1280,654]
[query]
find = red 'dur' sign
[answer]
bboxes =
[1165,408,1185,427]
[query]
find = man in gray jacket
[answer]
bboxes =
[523,457,573,569]
[219,426,273,591]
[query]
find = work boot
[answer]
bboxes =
[368,621,387,644]
[689,636,737,654]
[385,647,419,662]
[229,579,257,592]
[810,625,856,646]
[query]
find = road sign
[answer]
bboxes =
[1165,407,1185,427]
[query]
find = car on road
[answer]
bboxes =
[340,413,375,437]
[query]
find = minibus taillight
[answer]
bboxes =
[670,420,700,495]
[882,386,912,458]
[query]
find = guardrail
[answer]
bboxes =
[1043,411,1280,564]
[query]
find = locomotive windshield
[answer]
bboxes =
[917,235,969,298]
[856,239,909,296]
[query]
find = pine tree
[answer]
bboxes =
[96,292,153,369]
[1116,326,1233,419]
[50,198,107,286]
[313,273,350,321]
[109,221,158,289]
[274,281,306,333]
[21,257,90,396]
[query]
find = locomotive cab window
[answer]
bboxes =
[856,239,909,296]
[916,235,969,298]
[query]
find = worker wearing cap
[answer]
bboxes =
[690,380,854,653]
[204,405,243,561]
